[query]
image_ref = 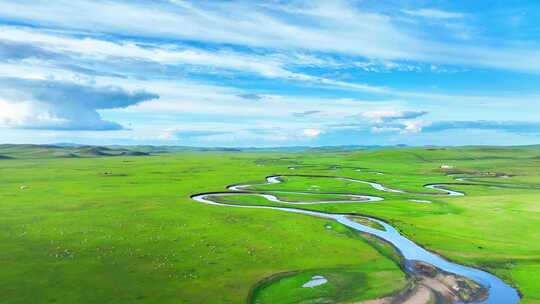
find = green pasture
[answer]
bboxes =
[1,146,539,303]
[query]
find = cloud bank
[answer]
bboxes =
[0,1,539,146]
[424,121,540,134]
[1,1,540,73]
[0,78,158,130]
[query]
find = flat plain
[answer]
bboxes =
[1,145,539,303]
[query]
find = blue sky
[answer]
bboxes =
[1,0,540,147]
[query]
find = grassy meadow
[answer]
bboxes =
[1,145,539,303]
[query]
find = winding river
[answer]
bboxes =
[191,173,520,303]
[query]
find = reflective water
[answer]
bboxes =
[191,175,519,303]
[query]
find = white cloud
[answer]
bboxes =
[371,126,401,133]
[361,110,428,123]
[0,0,418,59]
[359,109,429,134]
[401,119,427,133]
[0,99,67,127]
[1,1,540,146]
[368,121,425,134]
[0,26,392,94]
[0,78,158,130]
[1,1,540,73]
[0,26,292,78]
[402,9,465,19]
[302,128,322,137]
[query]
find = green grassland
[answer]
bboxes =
[1,146,539,303]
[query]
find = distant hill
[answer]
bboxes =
[0,143,382,159]
[52,143,86,148]
[0,144,150,159]
[1,143,538,160]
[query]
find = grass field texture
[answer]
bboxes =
[1,146,539,303]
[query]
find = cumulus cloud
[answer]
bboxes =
[369,120,427,134]
[1,1,540,147]
[0,78,158,130]
[357,109,429,134]
[302,128,322,137]
[401,119,428,133]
